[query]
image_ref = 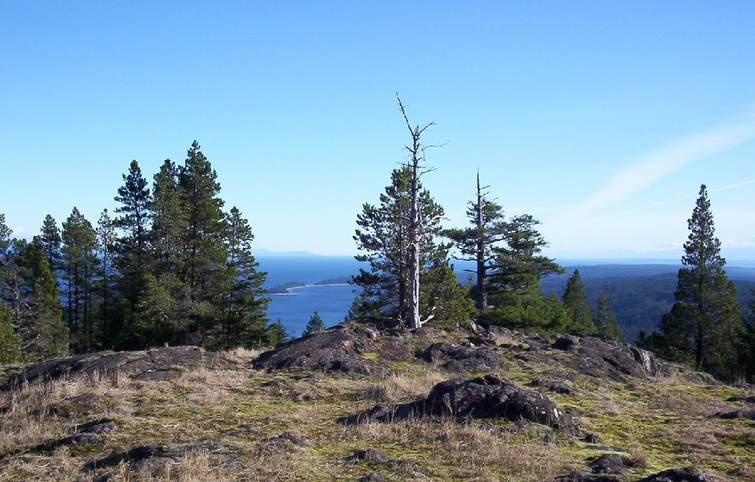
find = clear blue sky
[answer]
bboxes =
[2,1,754,259]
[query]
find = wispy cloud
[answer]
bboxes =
[579,116,755,212]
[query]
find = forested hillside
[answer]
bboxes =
[540,268,755,341]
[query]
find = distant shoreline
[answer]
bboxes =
[268,282,352,295]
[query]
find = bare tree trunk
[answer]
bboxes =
[475,172,487,310]
[397,94,435,330]
[409,156,421,329]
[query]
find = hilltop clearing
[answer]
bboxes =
[0,323,752,481]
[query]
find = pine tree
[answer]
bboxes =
[445,172,507,310]
[655,185,744,380]
[562,269,595,334]
[489,215,562,294]
[0,214,10,256]
[96,209,117,345]
[266,320,288,346]
[304,311,325,335]
[743,291,755,382]
[353,165,456,327]
[114,160,151,300]
[178,141,229,339]
[20,242,69,358]
[150,159,186,276]
[62,207,98,351]
[0,225,24,326]
[483,214,564,331]
[594,287,620,340]
[220,206,268,348]
[131,273,184,347]
[0,214,14,306]
[420,263,475,329]
[0,302,23,363]
[37,214,62,269]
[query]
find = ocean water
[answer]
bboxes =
[268,284,358,337]
[257,255,361,337]
[256,255,472,337]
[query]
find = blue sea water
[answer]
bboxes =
[255,255,476,337]
[257,255,361,337]
[268,284,358,337]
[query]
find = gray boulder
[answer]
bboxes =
[2,346,237,390]
[637,466,709,482]
[340,374,579,434]
[253,329,372,374]
[417,342,505,372]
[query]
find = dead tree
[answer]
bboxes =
[396,94,437,329]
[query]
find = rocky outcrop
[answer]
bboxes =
[346,448,391,464]
[553,336,672,382]
[554,472,620,482]
[34,433,105,453]
[637,466,709,481]
[2,346,238,390]
[416,342,505,372]
[588,454,634,474]
[46,393,107,418]
[528,378,574,395]
[340,374,579,434]
[257,432,309,453]
[253,326,374,374]
[85,441,238,475]
[76,419,119,434]
[345,448,427,477]
[726,395,755,404]
[713,409,755,421]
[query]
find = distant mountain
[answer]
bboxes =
[541,265,755,342]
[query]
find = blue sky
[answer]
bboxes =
[1,2,754,259]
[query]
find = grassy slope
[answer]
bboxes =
[0,337,752,482]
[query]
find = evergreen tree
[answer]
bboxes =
[483,214,564,331]
[37,214,62,269]
[594,287,620,340]
[652,185,744,380]
[489,215,562,294]
[743,291,755,382]
[353,165,464,327]
[178,141,229,338]
[0,214,15,307]
[420,263,475,329]
[219,206,268,348]
[61,207,98,351]
[19,242,69,358]
[445,172,507,310]
[266,320,288,346]
[150,159,186,276]
[131,273,185,347]
[0,302,23,363]
[0,214,10,256]
[562,269,595,333]
[114,160,151,301]
[304,311,325,335]
[95,209,117,345]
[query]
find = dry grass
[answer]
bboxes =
[0,370,130,454]
[0,346,753,481]
[359,369,446,403]
[343,417,571,481]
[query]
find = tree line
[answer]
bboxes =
[0,141,283,363]
[1,100,753,384]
